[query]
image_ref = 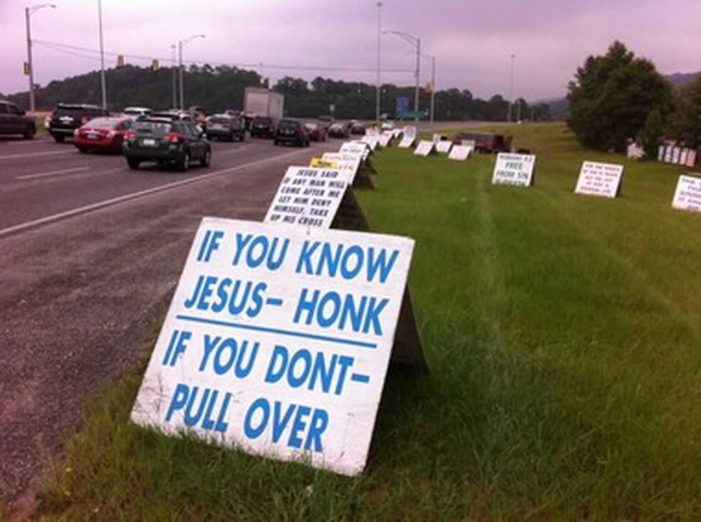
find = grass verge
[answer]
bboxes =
[36,123,701,520]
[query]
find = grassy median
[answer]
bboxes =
[37,123,701,520]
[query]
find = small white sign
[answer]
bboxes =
[664,146,673,164]
[340,142,367,155]
[365,127,379,137]
[402,126,417,139]
[361,137,378,151]
[321,152,362,183]
[432,133,441,143]
[392,129,402,139]
[378,133,391,148]
[435,141,452,154]
[672,174,701,212]
[448,145,471,161]
[264,166,351,228]
[398,136,414,149]
[574,161,624,198]
[492,153,536,187]
[414,140,435,157]
[658,145,665,162]
[672,147,681,164]
[461,139,476,150]
[132,218,415,476]
[687,150,697,167]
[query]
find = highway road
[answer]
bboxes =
[0,134,338,514]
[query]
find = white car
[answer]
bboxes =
[122,106,152,120]
[380,121,396,131]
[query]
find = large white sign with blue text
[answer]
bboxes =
[131,218,415,476]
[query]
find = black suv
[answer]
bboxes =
[205,114,246,141]
[122,118,212,171]
[48,103,108,142]
[274,119,309,147]
[250,116,277,139]
[0,100,36,139]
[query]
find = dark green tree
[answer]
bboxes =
[640,108,665,160]
[670,75,701,148]
[567,41,673,152]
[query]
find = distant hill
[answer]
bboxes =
[666,71,700,88]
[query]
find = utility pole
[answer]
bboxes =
[178,34,205,111]
[25,3,56,112]
[508,53,515,122]
[375,2,382,123]
[171,44,177,109]
[97,0,107,109]
[383,30,421,122]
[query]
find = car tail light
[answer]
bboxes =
[106,130,115,138]
[166,133,181,144]
[73,129,80,136]
[81,116,90,124]
[124,130,136,140]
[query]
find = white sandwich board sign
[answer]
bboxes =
[672,175,701,212]
[340,141,370,161]
[448,145,471,161]
[264,166,351,228]
[492,153,536,187]
[132,218,415,476]
[574,161,624,198]
[435,141,452,154]
[398,136,414,149]
[361,136,378,150]
[402,126,417,140]
[414,140,435,157]
[321,152,362,183]
[378,133,391,148]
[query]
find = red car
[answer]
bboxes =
[303,122,328,142]
[73,116,133,153]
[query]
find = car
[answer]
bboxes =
[122,106,152,120]
[73,116,133,153]
[250,116,277,139]
[327,123,349,139]
[150,110,192,122]
[47,103,109,142]
[0,100,36,139]
[204,113,246,142]
[122,118,211,171]
[349,123,366,136]
[380,120,395,131]
[303,122,327,142]
[274,119,309,147]
[317,115,334,127]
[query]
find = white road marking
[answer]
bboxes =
[16,166,89,180]
[0,149,74,160]
[0,148,313,239]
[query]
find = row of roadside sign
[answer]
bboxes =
[131,130,424,477]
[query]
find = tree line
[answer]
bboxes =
[567,41,701,157]
[2,63,551,122]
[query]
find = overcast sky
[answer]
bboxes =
[1,0,699,101]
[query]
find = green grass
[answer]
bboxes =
[35,123,701,520]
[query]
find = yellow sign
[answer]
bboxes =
[309,157,338,169]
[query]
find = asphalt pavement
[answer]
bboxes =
[0,133,338,515]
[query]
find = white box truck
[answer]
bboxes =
[244,87,284,119]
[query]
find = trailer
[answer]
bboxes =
[244,87,284,120]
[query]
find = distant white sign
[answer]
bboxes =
[340,141,370,161]
[392,129,402,139]
[398,136,414,149]
[626,142,644,160]
[687,150,697,167]
[378,134,391,148]
[365,127,379,137]
[264,166,351,228]
[664,146,673,164]
[448,145,471,161]
[132,218,415,476]
[361,137,378,151]
[574,161,624,198]
[435,141,452,154]
[461,139,476,150]
[402,126,417,139]
[492,153,536,187]
[321,152,362,183]
[432,133,441,143]
[414,140,435,157]
[672,147,681,164]
[672,175,701,212]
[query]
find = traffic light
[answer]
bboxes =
[117,55,125,68]
[151,59,160,71]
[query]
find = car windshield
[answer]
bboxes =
[124,109,146,115]
[254,118,272,125]
[330,124,343,130]
[278,121,299,130]
[134,121,173,136]
[85,118,119,129]
[208,117,229,124]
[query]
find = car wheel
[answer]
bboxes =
[201,148,211,167]
[178,151,190,172]
[127,158,140,170]
[23,126,35,140]
[53,134,65,143]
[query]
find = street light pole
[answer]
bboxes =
[508,53,515,122]
[171,44,177,109]
[97,0,107,109]
[383,30,421,122]
[178,34,205,111]
[25,3,56,112]
[375,1,382,123]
